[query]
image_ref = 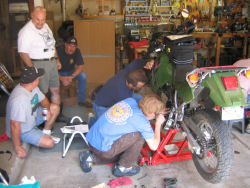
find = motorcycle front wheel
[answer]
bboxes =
[190,110,234,184]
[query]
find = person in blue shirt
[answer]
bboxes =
[79,94,166,177]
[90,59,154,125]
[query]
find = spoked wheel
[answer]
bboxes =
[190,110,234,184]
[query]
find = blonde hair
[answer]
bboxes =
[139,94,165,115]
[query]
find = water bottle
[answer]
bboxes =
[42,108,48,121]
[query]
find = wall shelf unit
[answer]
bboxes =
[82,0,124,18]
[193,32,250,66]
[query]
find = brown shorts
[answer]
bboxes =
[33,59,60,94]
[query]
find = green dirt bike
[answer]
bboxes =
[146,24,250,183]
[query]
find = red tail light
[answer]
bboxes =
[215,105,221,111]
[221,76,238,90]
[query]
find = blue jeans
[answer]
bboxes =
[246,94,250,110]
[93,102,108,120]
[89,93,143,128]
[59,71,87,102]
[88,102,107,128]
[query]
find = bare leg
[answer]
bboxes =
[50,87,60,105]
[38,134,54,148]
[51,86,70,123]
[44,103,60,130]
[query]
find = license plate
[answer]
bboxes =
[222,106,244,120]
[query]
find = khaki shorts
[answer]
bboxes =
[33,59,60,94]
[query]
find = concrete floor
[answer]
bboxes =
[1,93,250,187]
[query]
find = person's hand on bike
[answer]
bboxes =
[144,59,154,70]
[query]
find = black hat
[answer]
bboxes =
[65,36,77,45]
[20,67,44,84]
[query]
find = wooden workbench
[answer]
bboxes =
[128,32,249,66]
[192,32,250,66]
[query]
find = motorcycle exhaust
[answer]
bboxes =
[164,107,175,130]
[180,121,201,155]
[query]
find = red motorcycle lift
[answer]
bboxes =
[139,128,192,166]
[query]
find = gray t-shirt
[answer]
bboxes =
[5,84,45,137]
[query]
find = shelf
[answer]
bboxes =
[83,15,124,18]
[129,0,148,2]
[155,14,175,16]
[155,6,178,8]
[125,14,151,17]
[220,46,243,49]
[193,32,250,38]
[126,6,149,8]
[82,0,124,18]
[192,32,250,66]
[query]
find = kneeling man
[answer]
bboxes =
[79,94,166,177]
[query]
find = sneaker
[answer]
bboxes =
[88,113,95,127]
[79,101,93,108]
[246,123,250,134]
[88,113,95,121]
[43,129,61,144]
[43,129,52,135]
[79,151,94,173]
[51,135,61,144]
[113,164,140,177]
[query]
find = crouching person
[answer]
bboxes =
[79,94,166,177]
[5,67,60,158]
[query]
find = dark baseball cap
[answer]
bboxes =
[20,67,44,84]
[65,36,77,45]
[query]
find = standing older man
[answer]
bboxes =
[5,67,60,158]
[18,6,61,106]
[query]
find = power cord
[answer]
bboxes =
[0,150,12,161]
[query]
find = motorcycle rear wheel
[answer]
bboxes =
[190,110,234,184]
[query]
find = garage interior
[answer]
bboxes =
[0,0,250,187]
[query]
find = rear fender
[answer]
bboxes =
[190,86,215,109]
[201,72,246,107]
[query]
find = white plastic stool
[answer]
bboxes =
[61,116,89,158]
